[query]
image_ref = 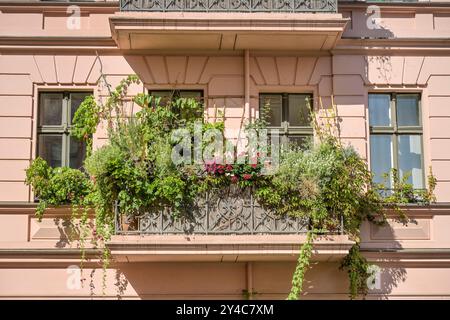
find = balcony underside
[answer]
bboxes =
[107,234,354,262]
[109,12,349,52]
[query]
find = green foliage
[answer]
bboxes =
[340,244,370,299]
[255,136,384,236]
[25,157,91,220]
[287,231,314,300]
[71,95,99,156]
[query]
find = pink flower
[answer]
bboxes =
[243,174,252,180]
[226,164,233,171]
[251,164,258,169]
[231,175,238,183]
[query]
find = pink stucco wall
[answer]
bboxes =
[1,1,450,299]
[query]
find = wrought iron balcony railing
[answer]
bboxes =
[119,0,338,13]
[114,187,344,235]
[114,188,307,235]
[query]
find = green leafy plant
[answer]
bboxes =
[25,157,91,220]
[287,231,315,300]
[340,244,371,299]
[71,95,99,156]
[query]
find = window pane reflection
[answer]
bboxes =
[369,94,391,127]
[397,95,420,127]
[288,94,311,126]
[39,93,63,126]
[370,135,393,188]
[69,136,86,170]
[398,134,424,189]
[38,134,62,167]
[260,94,282,127]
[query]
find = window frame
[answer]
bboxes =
[37,91,91,168]
[369,92,425,188]
[259,92,314,144]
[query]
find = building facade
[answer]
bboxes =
[1,0,450,299]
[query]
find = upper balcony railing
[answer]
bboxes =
[119,0,338,13]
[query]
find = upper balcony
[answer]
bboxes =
[111,0,348,52]
[119,0,338,13]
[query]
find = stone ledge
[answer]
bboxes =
[107,234,355,262]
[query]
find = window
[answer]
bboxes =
[37,92,90,169]
[259,93,313,147]
[369,93,424,189]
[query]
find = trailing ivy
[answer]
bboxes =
[340,244,371,299]
[287,230,315,300]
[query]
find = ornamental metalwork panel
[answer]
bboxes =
[120,0,337,12]
[115,188,310,235]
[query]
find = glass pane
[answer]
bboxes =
[288,135,311,149]
[69,136,86,169]
[369,94,391,127]
[398,135,424,189]
[180,91,202,99]
[260,94,282,127]
[39,93,63,126]
[150,91,172,106]
[370,135,393,188]
[70,93,90,124]
[397,95,420,127]
[38,134,63,167]
[288,94,311,126]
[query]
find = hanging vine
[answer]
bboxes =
[287,230,315,300]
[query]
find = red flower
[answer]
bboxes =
[251,164,258,168]
[226,164,233,171]
[243,174,252,180]
[231,175,238,183]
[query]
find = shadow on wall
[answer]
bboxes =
[367,216,414,298]
[346,8,396,39]
[109,262,250,299]
[53,217,74,248]
[349,11,396,84]
[53,216,95,249]
[380,264,407,299]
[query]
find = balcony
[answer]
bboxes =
[110,0,348,52]
[114,189,327,235]
[109,187,352,263]
[119,0,338,13]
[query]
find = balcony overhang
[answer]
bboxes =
[107,234,355,262]
[109,12,349,52]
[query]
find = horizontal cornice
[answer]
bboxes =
[334,37,450,55]
[0,36,118,52]
[0,1,119,13]
[363,248,450,267]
